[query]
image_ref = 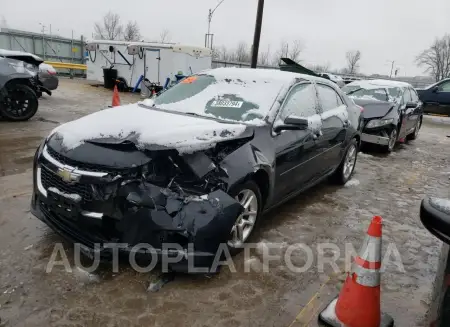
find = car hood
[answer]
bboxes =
[49,103,252,154]
[351,98,395,119]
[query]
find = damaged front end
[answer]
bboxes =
[31,134,253,273]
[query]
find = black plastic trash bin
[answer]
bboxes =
[103,68,118,89]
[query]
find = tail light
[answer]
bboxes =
[47,70,57,75]
[357,105,364,112]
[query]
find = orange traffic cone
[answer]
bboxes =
[319,216,394,327]
[112,84,121,107]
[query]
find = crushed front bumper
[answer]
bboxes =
[31,152,243,273]
[361,132,390,145]
[31,190,240,273]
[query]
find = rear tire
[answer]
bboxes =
[0,84,39,121]
[331,138,358,185]
[227,180,262,255]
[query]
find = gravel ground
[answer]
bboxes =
[0,79,449,327]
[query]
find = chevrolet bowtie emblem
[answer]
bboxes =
[56,167,80,183]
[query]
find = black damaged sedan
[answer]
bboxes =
[343,79,423,153]
[31,68,362,272]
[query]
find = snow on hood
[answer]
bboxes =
[50,104,248,154]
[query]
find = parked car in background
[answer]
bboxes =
[0,57,39,121]
[319,73,345,88]
[39,63,59,91]
[0,49,51,97]
[343,79,423,153]
[31,68,362,272]
[416,78,450,116]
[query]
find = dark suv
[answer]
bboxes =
[416,78,450,116]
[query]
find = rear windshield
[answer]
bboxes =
[144,74,284,124]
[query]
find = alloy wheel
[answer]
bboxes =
[228,189,258,248]
[3,89,31,118]
[388,129,397,150]
[342,144,357,180]
[414,120,421,138]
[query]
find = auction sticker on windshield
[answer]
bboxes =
[211,100,244,108]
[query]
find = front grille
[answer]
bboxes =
[40,166,94,201]
[45,146,123,174]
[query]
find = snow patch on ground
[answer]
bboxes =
[73,267,100,284]
[344,179,360,187]
[358,152,374,158]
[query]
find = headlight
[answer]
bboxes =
[366,118,394,128]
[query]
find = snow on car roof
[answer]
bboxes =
[0,49,43,61]
[200,67,327,85]
[347,79,411,89]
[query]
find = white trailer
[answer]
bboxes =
[126,42,212,88]
[85,40,135,88]
[86,40,212,90]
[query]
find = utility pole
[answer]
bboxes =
[250,0,264,68]
[389,60,395,78]
[205,0,225,49]
[39,23,46,59]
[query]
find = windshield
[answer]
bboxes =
[343,84,402,102]
[347,88,389,101]
[141,73,284,124]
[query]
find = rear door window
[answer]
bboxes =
[316,84,344,112]
[410,88,419,102]
[402,89,412,104]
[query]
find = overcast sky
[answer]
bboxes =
[2,0,450,76]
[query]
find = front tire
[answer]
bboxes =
[332,138,358,185]
[227,180,262,255]
[407,117,422,141]
[0,84,39,121]
[382,128,397,153]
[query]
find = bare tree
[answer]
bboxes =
[310,63,331,73]
[123,21,141,41]
[345,50,361,74]
[233,42,251,63]
[416,34,450,82]
[272,39,304,65]
[159,29,171,43]
[258,45,271,66]
[288,40,303,62]
[212,47,221,60]
[94,11,123,40]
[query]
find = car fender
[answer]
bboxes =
[219,142,273,198]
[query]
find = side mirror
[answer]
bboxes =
[273,115,309,133]
[420,197,450,245]
[405,101,416,109]
[432,86,439,93]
